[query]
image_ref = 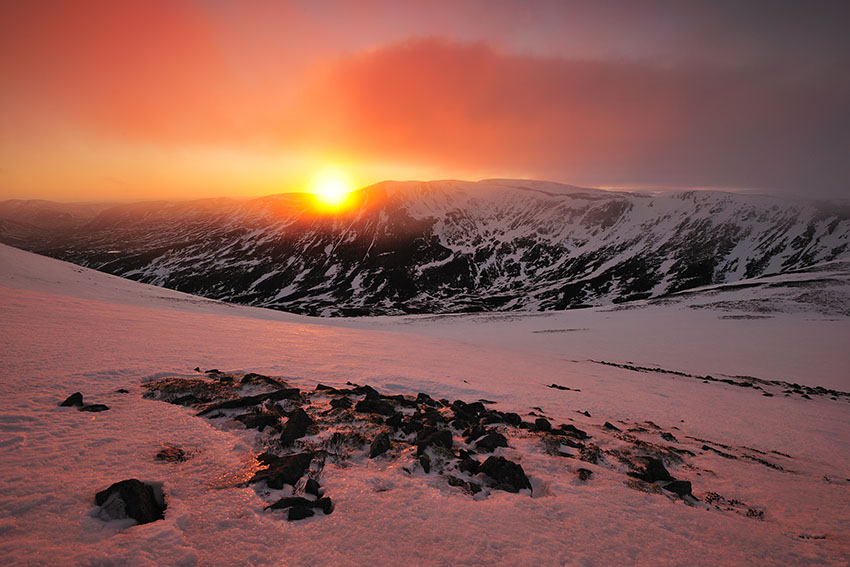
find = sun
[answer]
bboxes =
[309,170,355,212]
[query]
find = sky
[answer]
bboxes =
[1,0,849,202]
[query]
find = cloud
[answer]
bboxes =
[0,0,250,143]
[297,38,850,195]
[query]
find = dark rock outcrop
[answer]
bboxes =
[60,392,84,407]
[480,456,532,493]
[475,431,508,453]
[248,452,313,489]
[634,458,674,483]
[79,404,110,412]
[95,479,165,524]
[280,408,314,446]
[369,432,391,458]
[662,480,693,497]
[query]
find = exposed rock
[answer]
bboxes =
[663,480,693,497]
[235,410,281,432]
[330,397,352,409]
[385,412,404,429]
[266,496,313,510]
[60,392,83,407]
[548,383,571,391]
[480,456,532,493]
[116,389,130,394]
[419,453,431,473]
[475,431,509,453]
[579,444,602,464]
[287,505,315,521]
[95,479,165,525]
[635,458,674,483]
[603,421,621,432]
[79,404,110,412]
[241,373,289,389]
[416,392,437,406]
[155,445,186,463]
[369,432,391,458]
[354,398,395,416]
[416,428,453,454]
[534,418,552,432]
[558,424,589,439]
[196,388,301,416]
[313,497,334,515]
[457,451,480,475]
[577,468,593,481]
[502,412,522,426]
[660,432,679,443]
[248,452,313,489]
[462,425,487,443]
[305,478,322,497]
[280,408,314,446]
[446,475,482,495]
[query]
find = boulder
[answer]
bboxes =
[662,480,693,497]
[577,468,593,481]
[330,397,353,409]
[287,505,315,521]
[369,432,391,458]
[305,478,322,497]
[60,392,84,407]
[280,408,314,446]
[534,418,552,432]
[635,458,674,483]
[475,431,508,453]
[235,411,280,432]
[248,452,313,489]
[354,398,395,416]
[502,412,522,426]
[266,496,313,510]
[416,428,453,454]
[95,479,165,524]
[313,497,334,515]
[419,453,431,473]
[558,424,589,439]
[480,456,532,493]
[79,404,110,412]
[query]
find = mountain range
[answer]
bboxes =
[2,179,848,316]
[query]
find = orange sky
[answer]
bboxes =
[1,0,848,201]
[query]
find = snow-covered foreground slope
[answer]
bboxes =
[1,244,849,566]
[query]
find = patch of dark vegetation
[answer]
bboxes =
[155,445,188,463]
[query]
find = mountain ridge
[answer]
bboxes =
[2,180,848,316]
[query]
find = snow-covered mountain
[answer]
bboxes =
[2,180,849,315]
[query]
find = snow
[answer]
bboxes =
[1,243,849,566]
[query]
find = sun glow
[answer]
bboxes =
[309,170,356,212]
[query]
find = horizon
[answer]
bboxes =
[0,176,811,206]
[2,1,849,202]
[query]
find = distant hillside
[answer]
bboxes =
[2,180,848,316]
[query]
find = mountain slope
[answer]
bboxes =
[2,244,850,566]
[3,180,849,315]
